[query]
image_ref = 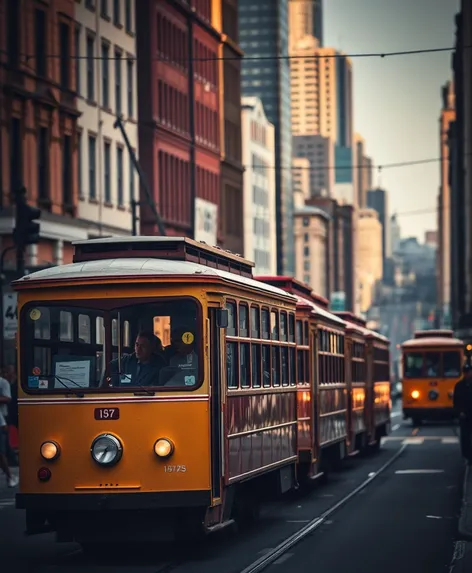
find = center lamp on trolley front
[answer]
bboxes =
[13,237,391,549]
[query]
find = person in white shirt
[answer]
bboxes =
[0,375,18,487]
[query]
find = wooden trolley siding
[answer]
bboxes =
[335,313,391,446]
[342,321,368,452]
[255,277,349,468]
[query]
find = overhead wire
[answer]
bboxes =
[1,44,469,63]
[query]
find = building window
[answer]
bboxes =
[86,0,95,9]
[117,147,124,206]
[303,260,310,271]
[77,132,83,198]
[104,142,111,203]
[75,27,81,95]
[7,0,20,67]
[37,128,49,200]
[115,50,122,115]
[60,23,70,89]
[88,135,96,199]
[125,0,132,33]
[9,119,22,192]
[113,0,120,26]
[62,136,72,206]
[86,35,95,101]
[303,217,309,227]
[304,246,309,256]
[101,42,109,107]
[127,59,133,118]
[100,0,108,17]
[35,9,47,77]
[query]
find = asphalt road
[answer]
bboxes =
[0,401,465,573]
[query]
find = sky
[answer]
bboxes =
[323,0,460,242]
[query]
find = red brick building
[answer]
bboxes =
[0,0,81,269]
[137,0,222,242]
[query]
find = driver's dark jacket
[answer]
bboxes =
[453,377,472,421]
[109,353,167,387]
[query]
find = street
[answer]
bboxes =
[0,403,465,573]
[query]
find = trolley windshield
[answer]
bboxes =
[403,349,462,378]
[20,298,202,393]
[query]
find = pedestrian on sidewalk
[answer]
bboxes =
[0,371,18,487]
[453,362,472,464]
[3,364,18,466]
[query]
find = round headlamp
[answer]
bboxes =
[91,434,123,466]
[40,441,61,461]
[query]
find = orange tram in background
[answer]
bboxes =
[401,329,464,424]
[14,237,391,549]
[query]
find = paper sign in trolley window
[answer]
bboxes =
[52,355,95,389]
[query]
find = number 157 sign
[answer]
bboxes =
[3,293,18,340]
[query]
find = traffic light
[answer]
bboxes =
[13,187,41,248]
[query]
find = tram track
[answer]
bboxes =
[147,443,409,573]
[235,444,408,573]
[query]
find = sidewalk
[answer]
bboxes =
[454,464,472,571]
[0,466,19,494]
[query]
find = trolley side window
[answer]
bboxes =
[442,351,461,377]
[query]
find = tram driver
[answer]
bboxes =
[107,331,167,387]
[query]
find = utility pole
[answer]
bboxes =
[113,117,166,236]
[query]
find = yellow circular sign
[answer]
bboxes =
[30,309,41,321]
[182,332,194,345]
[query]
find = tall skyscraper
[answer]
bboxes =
[290,41,353,189]
[367,188,390,276]
[289,0,323,50]
[437,80,455,326]
[239,1,294,275]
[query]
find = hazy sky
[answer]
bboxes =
[323,0,460,241]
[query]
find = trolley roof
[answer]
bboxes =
[12,258,296,302]
[335,311,388,342]
[72,236,255,278]
[256,276,344,326]
[402,333,464,349]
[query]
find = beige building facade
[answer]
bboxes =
[294,206,329,298]
[357,208,383,312]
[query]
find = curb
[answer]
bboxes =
[458,464,472,541]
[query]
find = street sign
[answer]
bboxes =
[194,198,218,246]
[3,293,18,340]
[330,291,346,312]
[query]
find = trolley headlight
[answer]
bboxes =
[91,434,123,466]
[411,390,420,400]
[40,441,61,461]
[154,438,174,458]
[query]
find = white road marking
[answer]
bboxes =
[441,437,459,444]
[274,553,293,565]
[402,437,424,445]
[391,412,402,418]
[395,469,445,474]
[392,424,401,431]
[426,515,443,519]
